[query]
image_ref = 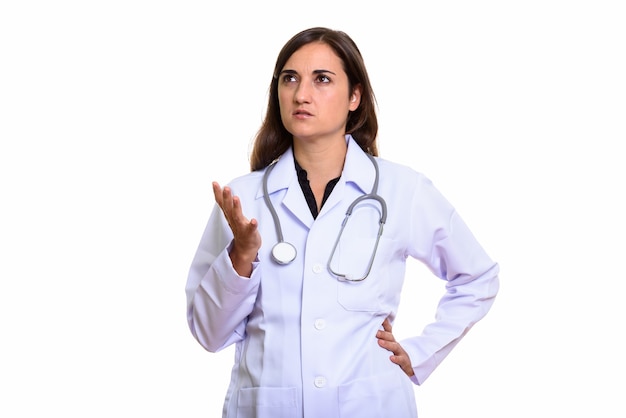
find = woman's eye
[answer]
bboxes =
[316,74,331,83]
[282,74,297,83]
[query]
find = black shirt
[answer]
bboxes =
[294,157,340,219]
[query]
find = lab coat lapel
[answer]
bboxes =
[283,178,314,229]
[317,136,377,218]
[258,147,315,229]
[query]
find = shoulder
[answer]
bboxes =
[375,157,431,186]
[225,169,265,194]
[374,157,452,209]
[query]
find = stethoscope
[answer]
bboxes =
[262,153,387,281]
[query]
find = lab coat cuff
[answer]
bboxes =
[225,240,260,276]
[401,339,441,386]
[213,244,260,292]
[411,354,440,385]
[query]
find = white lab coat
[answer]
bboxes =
[186,135,499,418]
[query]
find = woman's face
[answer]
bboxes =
[278,42,361,144]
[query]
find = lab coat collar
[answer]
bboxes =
[255,145,298,198]
[341,134,378,196]
[255,146,314,227]
[316,135,377,218]
[255,135,377,226]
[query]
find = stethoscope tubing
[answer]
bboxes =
[262,153,387,279]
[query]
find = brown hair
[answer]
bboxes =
[249,27,378,171]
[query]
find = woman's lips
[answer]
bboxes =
[293,108,313,118]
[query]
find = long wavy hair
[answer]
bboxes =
[249,27,378,171]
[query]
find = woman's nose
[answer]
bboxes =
[295,81,312,103]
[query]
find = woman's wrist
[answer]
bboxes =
[229,246,257,278]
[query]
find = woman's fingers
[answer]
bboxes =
[213,182,242,227]
[376,318,415,377]
[213,183,236,216]
[212,181,228,212]
[212,181,262,255]
[382,318,392,333]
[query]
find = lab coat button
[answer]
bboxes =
[312,263,323,274]
[314,376,327,388]
[314,319,326,330]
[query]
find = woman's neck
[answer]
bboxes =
[293,136,347,182]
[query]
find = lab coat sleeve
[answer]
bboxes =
[185,203,261,353]
[402,177,500,385]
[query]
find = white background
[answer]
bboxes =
[1,1,624,417]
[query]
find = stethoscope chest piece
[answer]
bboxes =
[271,241,297,265]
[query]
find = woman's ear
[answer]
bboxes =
[349,85,362,111]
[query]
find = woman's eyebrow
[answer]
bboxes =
[279,69,337,75]
[313,69,336,75]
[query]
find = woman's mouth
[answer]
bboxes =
[293,108,313,118]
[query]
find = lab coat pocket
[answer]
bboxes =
[236,386,299,418]
[334,237,391,312]
[337,370,417,418]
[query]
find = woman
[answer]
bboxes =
[185,27,499,418]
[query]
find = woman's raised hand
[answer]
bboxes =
[212,182,262,277]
